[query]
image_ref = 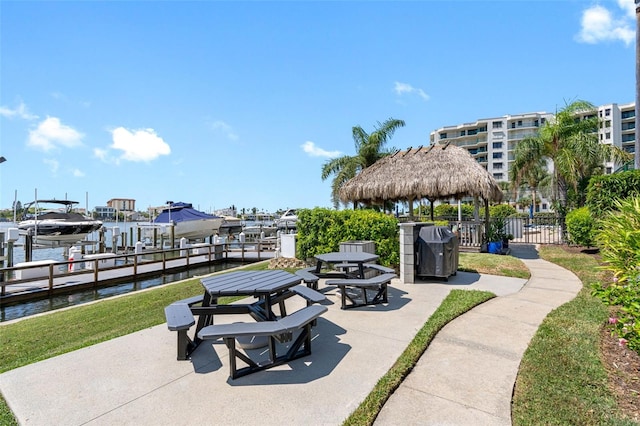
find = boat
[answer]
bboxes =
[275,209,298,229]
[152,202,224,240]
[18,199,103,244]
[242,224,278,238]
[218,216,243,236]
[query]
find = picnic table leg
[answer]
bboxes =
[195,293,215,335]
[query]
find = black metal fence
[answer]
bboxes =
[403,215,565,248]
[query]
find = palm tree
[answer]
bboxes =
[509,155,550,217]
[511,99,630,234]
[321,117,405,208]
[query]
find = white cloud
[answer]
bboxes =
[301,141,341,158]
[43,158,59,175]
[576,2,635,46]
[72,169,85,177]
[109,127,171,162]
[93,148,108,161]
[394,81,430,101]
[28,117,84,151]
[0,101,38,120]
[211,120,239,141]
[618,0,635,18]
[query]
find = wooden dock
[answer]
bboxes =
[0,242,276,304]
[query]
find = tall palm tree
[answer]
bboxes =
[511,99,630,233]
[321,117,405,208]
[509,155,550,217]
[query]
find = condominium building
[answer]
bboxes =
[429,102,636,212]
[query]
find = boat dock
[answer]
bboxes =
[0,241,276,305]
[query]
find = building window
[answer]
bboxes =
[534,119,539,127]
[517,120,522,127]
[606,167,612,174]
[493,162,503,170]
[622,110,635,119]
[460,130,466,136]
[492,142,503,149]
[605,108,611,117]
[492,121,502,128]
[606,132,611,139]
[440,132,447,139]
[493,173,503,179]
[492,152,503,159]
[605,120,611,128]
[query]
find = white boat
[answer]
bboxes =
[218,216,243,236]
[275,209,298,229]
[152,202,224,240]
[18,199,103,244]
[242,224,277,238]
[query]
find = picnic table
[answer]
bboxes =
[165,269,328,378]
[166,270,322,359]
[313,251,380,279]
[314,252,397,309]
[194,270,305,331]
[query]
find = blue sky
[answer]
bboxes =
[0,0,636,215]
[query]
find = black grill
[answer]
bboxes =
[415,225,459,279]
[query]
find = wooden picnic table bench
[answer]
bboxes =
[197,304,328,379]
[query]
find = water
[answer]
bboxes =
[0,260,246,322]
[0,221,266,322]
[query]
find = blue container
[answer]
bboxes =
[487,241,503,254]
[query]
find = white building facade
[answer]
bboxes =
[429,102,636,213]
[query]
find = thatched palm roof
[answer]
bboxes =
[339,143,503,205]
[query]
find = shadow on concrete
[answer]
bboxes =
[413,271,482,286]
[508,243,540,260]
[223,318,350,386]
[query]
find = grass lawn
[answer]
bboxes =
[511,245,637,426]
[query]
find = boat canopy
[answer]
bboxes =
[153,202,221,224]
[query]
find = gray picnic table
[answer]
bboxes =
[314,251,380,279]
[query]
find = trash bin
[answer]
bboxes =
[415,226,459,279]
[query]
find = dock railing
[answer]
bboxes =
[0,240,277,302]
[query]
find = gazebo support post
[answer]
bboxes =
[484,198,490,243]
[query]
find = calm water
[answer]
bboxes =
[0,221,262,323]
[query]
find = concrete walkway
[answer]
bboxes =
[0,244,581,425]
[375,244,582,425]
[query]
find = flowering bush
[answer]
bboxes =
[592,278,640,352]
[592,197,640,353]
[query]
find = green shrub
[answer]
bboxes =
[586,170,640,218]
[591,197,640,352]
[296,208,399,267]
[565,207,595,247]
[428,203,475,220]
[489,204,517,219]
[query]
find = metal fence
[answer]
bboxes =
[403,215,565,248]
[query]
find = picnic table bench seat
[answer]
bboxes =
[334,263,395,277]
[197,304,328,379]
[326,272,396,309]
[164,295,205,360]
[295,267,320,290]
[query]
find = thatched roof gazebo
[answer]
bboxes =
[339,143,503,222]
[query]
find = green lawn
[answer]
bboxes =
[511,246,637,426]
